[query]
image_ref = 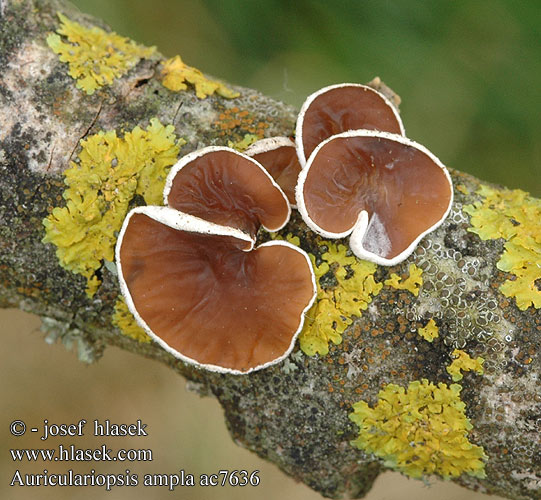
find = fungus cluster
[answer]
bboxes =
[116,147,316,374]
[240,83,453,265]
[294,83,453,265]
[115,81,454,374]
[245,137,300,206]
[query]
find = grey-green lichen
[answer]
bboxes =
[41,316,101,363]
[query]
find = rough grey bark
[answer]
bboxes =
[1,1,539,498]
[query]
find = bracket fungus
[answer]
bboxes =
[164,146,291,237]
[295,83,405,167]
[245,137,301,206]
[296,130,453,266]
[116,147,316,374]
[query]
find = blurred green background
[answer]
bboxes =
[71,0,540,196]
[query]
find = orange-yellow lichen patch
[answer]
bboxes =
[384,263,423,296]
[42,119,183,297]
[161,55,239,99]
[447,349,484,382]
[349,379,487,479]
[47,13,155,94]
[417,318,439,342]
[464,185,540,310]
[213,107,269,139]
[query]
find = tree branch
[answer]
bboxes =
[1,1,539,498]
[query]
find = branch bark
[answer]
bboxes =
[1,1,539,499]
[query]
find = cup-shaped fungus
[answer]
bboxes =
[296,83,405,167]
[164,146,290,238]
[117,148,316,374]
[245,137,301,206]
[296,130,453,266]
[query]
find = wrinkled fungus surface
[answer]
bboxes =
[118,210,314,372]
[245,137,301,206]
[297,131,453,265]
[164,148,290,238]
[296,83,405,166]
[117,148,316,373]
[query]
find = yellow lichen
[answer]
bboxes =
[161,55,239,99]
[464,185,541,310]
[447,349,484,382]
[384,263,423,296]
[349,379,487,479]
[47,13,155,94]
[112,297,152,343]
[86,275,101,297]
[417,318,439,342]
[456,184,470,195]
[42,119,183,297]
[284,234,301,247]
[227,133,260,152]
[297,240,382,356]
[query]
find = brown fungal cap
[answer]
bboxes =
[295,83,405,167]
[296,130,453,266]
[245,137,301,206]
[164,146,290,238]
[116,207,316,374]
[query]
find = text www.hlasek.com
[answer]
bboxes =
[11,444,153,463]
[10,444,150,491]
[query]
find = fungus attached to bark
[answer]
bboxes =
[296,130,453,266]
[117,147,317,374]
[295,83,405,167]
[164,146,290,238]
[245,137,301,206]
